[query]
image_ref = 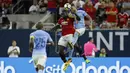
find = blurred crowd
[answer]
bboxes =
[0,0,12,29]
[0,0,130,30]
[29,0,130,29]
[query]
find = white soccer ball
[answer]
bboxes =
[64,3,71,9]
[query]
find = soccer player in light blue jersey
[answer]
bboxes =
[69,3,92,63]
[29,22,54,73]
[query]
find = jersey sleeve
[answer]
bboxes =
[83,11,88,16]
[58,18,64,25]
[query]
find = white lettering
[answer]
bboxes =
[45,61,130,73]
[70,63,75,73]
[108,61,120,73]
[89,32,93,37]
[4,66,15,73]
[0,61,15,73]
[86,66,97,73]
[120,66,130,73]
[97,32,113,50]
[98,66,107,73]
[76,62,86,73]
[46,66,52,73]
[115,32,129,51]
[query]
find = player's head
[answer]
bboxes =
[36,22,43,30]
[76,2,81,8]
[88,37,94,43]
[12,40,17,46]
[64,3,71,11]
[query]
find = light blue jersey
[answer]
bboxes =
[30,30,53,56]
[75,9,88,29]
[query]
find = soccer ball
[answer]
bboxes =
[64,3,71,9]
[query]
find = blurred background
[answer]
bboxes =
[0,0,130,57]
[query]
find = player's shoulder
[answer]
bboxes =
[30,31,36,35]
[39,30,50,36]
[40,30,48,34]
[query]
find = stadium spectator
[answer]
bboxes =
[90,0,98,5]
[59,0,68,15]
[38,0,47,13]
[72,0,85,8]
[47,0,57,13]
[94,0,101,10]
[83,37,98,57]
[118,9,129,28]
[0,3,10,29]
[0,0,12,5]
[117,0,124,13]
[99,48,107,57]
[100,21,109,29]
[84,1,96,21]
[0,3,10,15]
[106,1,118,28]
[68,0,73,4]
[127,22,130,29]
[96,1,107,25]
[29,3,39,14]
[122,0,130,15]
[7,40,20,57]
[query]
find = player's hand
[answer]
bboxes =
[71,6,77,13]
[47,43,52,45]
[68,12,75,18]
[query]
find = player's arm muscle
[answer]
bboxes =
[75,13,81,21]
[29,36,34,52]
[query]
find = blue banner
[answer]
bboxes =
[0,58,130,73]
[0,58,36,73]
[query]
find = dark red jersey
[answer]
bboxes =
[58,17,75,36]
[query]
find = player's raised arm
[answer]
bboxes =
[84,11,93,29]
[29,35,34,52]
[71,6,81,21]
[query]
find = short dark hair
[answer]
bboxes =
[36,22,43,30]
[88,37,93,41]
[12,40,16,43]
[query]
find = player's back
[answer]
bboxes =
[30,30,50,56]
[75,9,87,29]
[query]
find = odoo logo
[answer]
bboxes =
[0,61,15,73]
[44,61,130,73]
